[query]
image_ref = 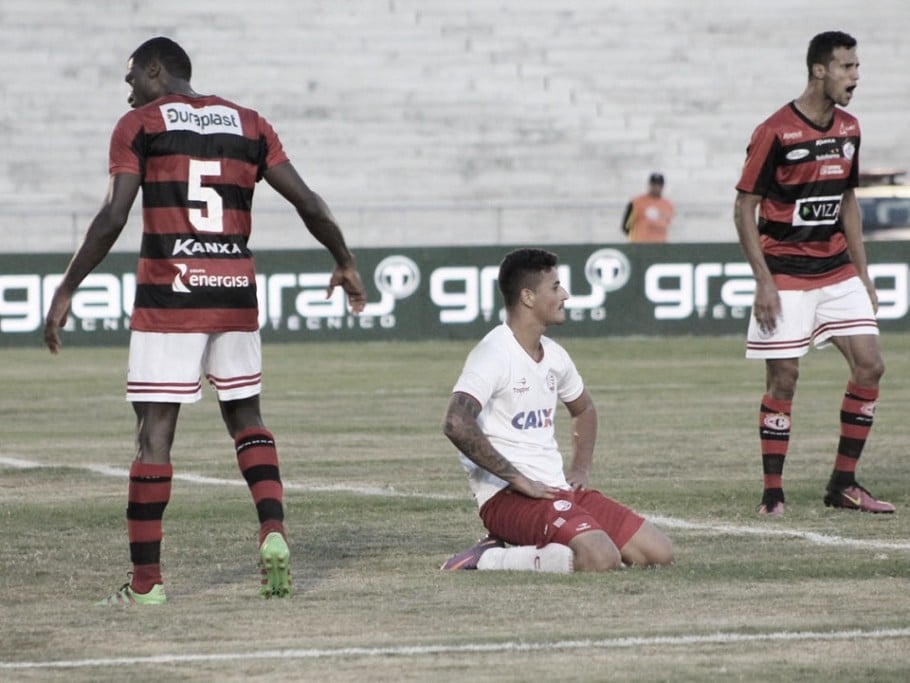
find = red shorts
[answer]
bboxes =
[479,488,645,550]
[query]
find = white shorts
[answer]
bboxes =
[126,331,262,403]
[746,277,878,359]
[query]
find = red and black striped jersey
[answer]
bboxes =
[109,94,289,332]
[736,102,860,290]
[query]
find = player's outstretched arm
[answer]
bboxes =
[263,161,354,266]
[44,173,140,353]
[263,161,366,313]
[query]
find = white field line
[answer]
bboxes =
[2,455,909,671]
[0,455,458,500]
[2,628,910,670]
[649,515,910,551]
[2,455,909,552]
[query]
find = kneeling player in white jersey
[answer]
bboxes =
[441,248,674,572]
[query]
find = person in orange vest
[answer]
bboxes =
[622,172,675,243]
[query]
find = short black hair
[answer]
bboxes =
[498,248,559,308]
[806,31,857,77]
[131,37,192,80]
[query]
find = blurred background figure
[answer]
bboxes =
[622,172,675,243]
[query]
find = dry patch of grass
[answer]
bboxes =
[2,336,909,681]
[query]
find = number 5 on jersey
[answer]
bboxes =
[187,159,223,233]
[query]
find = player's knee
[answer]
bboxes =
[135,424,176,461]
[570,530,622,572]
[768,368,799,397]
[860,356,885,384]
[619,522,675,567]
[766,358,799,400]
[574,548,622,572]
[645,537,676,567]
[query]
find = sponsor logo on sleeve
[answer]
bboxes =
[838,122,858,136]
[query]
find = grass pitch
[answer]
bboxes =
[1,334,909,682]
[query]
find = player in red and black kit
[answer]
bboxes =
[734,31,893,517]
[44,37,367,605]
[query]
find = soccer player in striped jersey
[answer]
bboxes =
[43,37,367,605]
[734,31,894,516]
[441,248,674,572]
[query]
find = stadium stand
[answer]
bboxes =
[0,0,907,252]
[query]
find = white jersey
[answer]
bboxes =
[452,323,585,508]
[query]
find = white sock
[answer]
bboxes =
[476,543,573,573]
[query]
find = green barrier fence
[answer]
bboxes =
[1,242,908,346]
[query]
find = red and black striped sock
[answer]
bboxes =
[759,395,792,502]
[126,460,172,593]
[829,382,878,489]
[235,428,285,545]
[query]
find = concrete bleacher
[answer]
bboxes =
[1,0,907,253]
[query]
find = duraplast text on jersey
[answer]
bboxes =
[160,103,242,135]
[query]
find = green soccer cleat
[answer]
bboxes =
[259,532,292,598]
[96,582,167,607]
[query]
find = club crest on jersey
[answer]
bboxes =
[546,371,557,393]
[511,408,553,430]
[843,141,856,160]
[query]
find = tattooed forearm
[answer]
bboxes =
[443,392,523,483]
